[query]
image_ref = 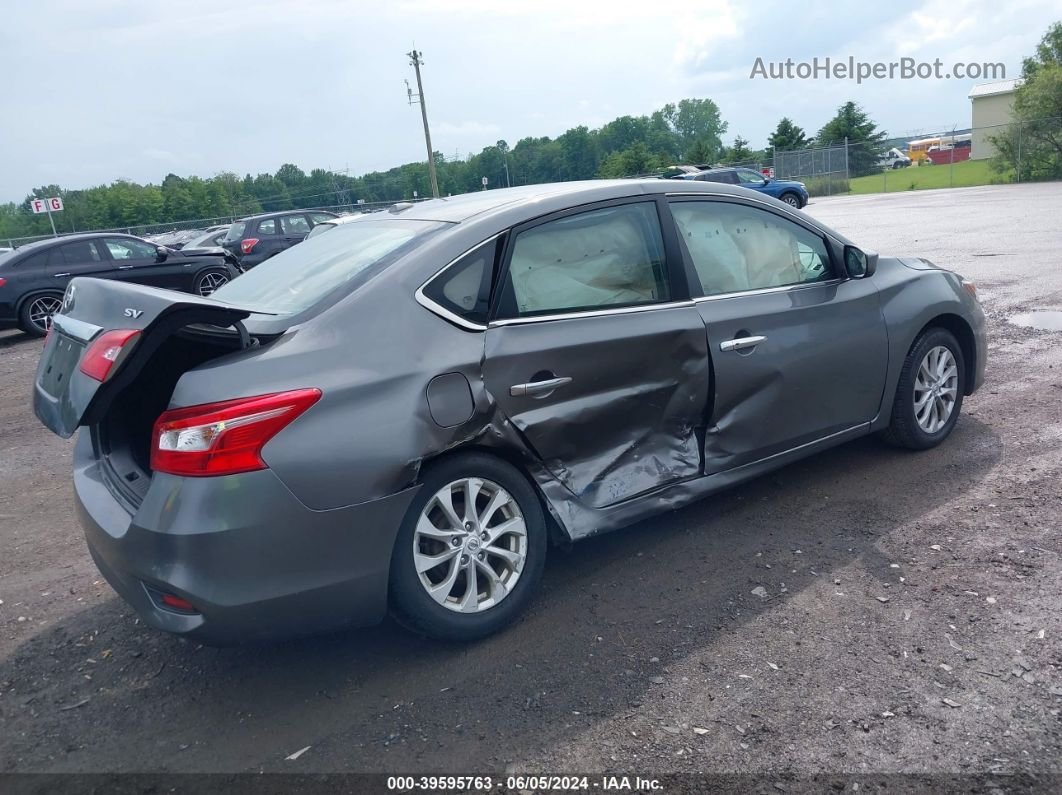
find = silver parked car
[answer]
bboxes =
[33,180,986,643]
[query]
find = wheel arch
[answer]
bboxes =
[15,286,65,316]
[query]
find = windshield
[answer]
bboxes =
[211,218,445,314]
[182,231,219,249]
[305,222,337,240]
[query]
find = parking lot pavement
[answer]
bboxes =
[1,184,1060,781]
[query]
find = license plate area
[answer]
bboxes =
[39,333,85,398]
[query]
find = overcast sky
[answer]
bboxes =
[1,0,1058,202]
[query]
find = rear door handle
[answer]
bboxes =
[53,272,71,278]
[719,335,767,352]
[510,376,572,397]
[118,265,135,270]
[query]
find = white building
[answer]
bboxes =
[968,79,1024,160]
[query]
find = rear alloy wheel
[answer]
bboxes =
[883,327,966,450]
[780,192,801,208]
[19,292,64,337]
[390,454,546,641]
[194,269,230,297]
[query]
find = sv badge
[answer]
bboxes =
[124,308,144,319]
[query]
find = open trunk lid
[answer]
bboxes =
[34,278,263,438]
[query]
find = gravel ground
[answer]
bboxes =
[0,183,1060,790]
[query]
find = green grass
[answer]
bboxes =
[845,159,1010,194]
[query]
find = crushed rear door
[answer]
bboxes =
[34,278,264,438]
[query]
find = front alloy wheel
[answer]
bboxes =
[781,193,801,207]
[390,453,546,641]
[913,345,959,434]
[883,327,966,450]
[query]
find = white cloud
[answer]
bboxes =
[435,121,502,138]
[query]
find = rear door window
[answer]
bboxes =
[281,214,311,235]
[59,240,103,264]
[497,202,670,318]
[17,250,55,271]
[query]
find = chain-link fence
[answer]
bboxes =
[771,116,1062,198]
[772,144,850,197]
[1,198,424,249]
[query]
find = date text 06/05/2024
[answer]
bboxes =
[386,775,664,792]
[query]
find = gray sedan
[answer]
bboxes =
[33,179,986,643]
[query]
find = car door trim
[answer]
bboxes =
[488,299,696,327]
[694,279,845,303]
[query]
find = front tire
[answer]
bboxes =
[883,327,966,450]
[18,292,64,337]
[780,192,801,208]
[389,453,547,641]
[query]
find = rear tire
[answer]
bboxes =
[194,268,230,297]
[389,453,547,641]
[882,327,966,450]
[18,292,64,337]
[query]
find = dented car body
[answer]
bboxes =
[33,180,986,643]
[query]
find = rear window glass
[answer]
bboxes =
[224,222,246,241]
[211,219,445,314]
[421,238,498,325]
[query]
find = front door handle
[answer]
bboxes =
[719,335,767,352]
[510,376,572,397]
[53,272,71,278]
[118,265,135,270]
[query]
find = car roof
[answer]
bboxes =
[12,232,144,252]
[237,209,337,222]
[386,179,757,224]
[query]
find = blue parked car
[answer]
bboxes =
[680,167,809,208]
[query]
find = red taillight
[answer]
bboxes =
[0,277,7,288]
[79,329,141,382]
[150,389,321,477]
[240,238,259,255]
[160,593,197,612]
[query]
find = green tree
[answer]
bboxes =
[991,21,1062,180]
[664,98,728,155]
[596,142,664,178]
[816,101,887,177]
[721,136,753,164]
[767,117,808,152]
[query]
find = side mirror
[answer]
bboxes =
[844,246,878,278]
[155,246,168,262]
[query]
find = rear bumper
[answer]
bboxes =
[72,433,418,644]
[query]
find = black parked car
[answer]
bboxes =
[221,210,338,268]
[0,233,240,336]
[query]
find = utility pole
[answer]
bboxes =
[406,49,440,198]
